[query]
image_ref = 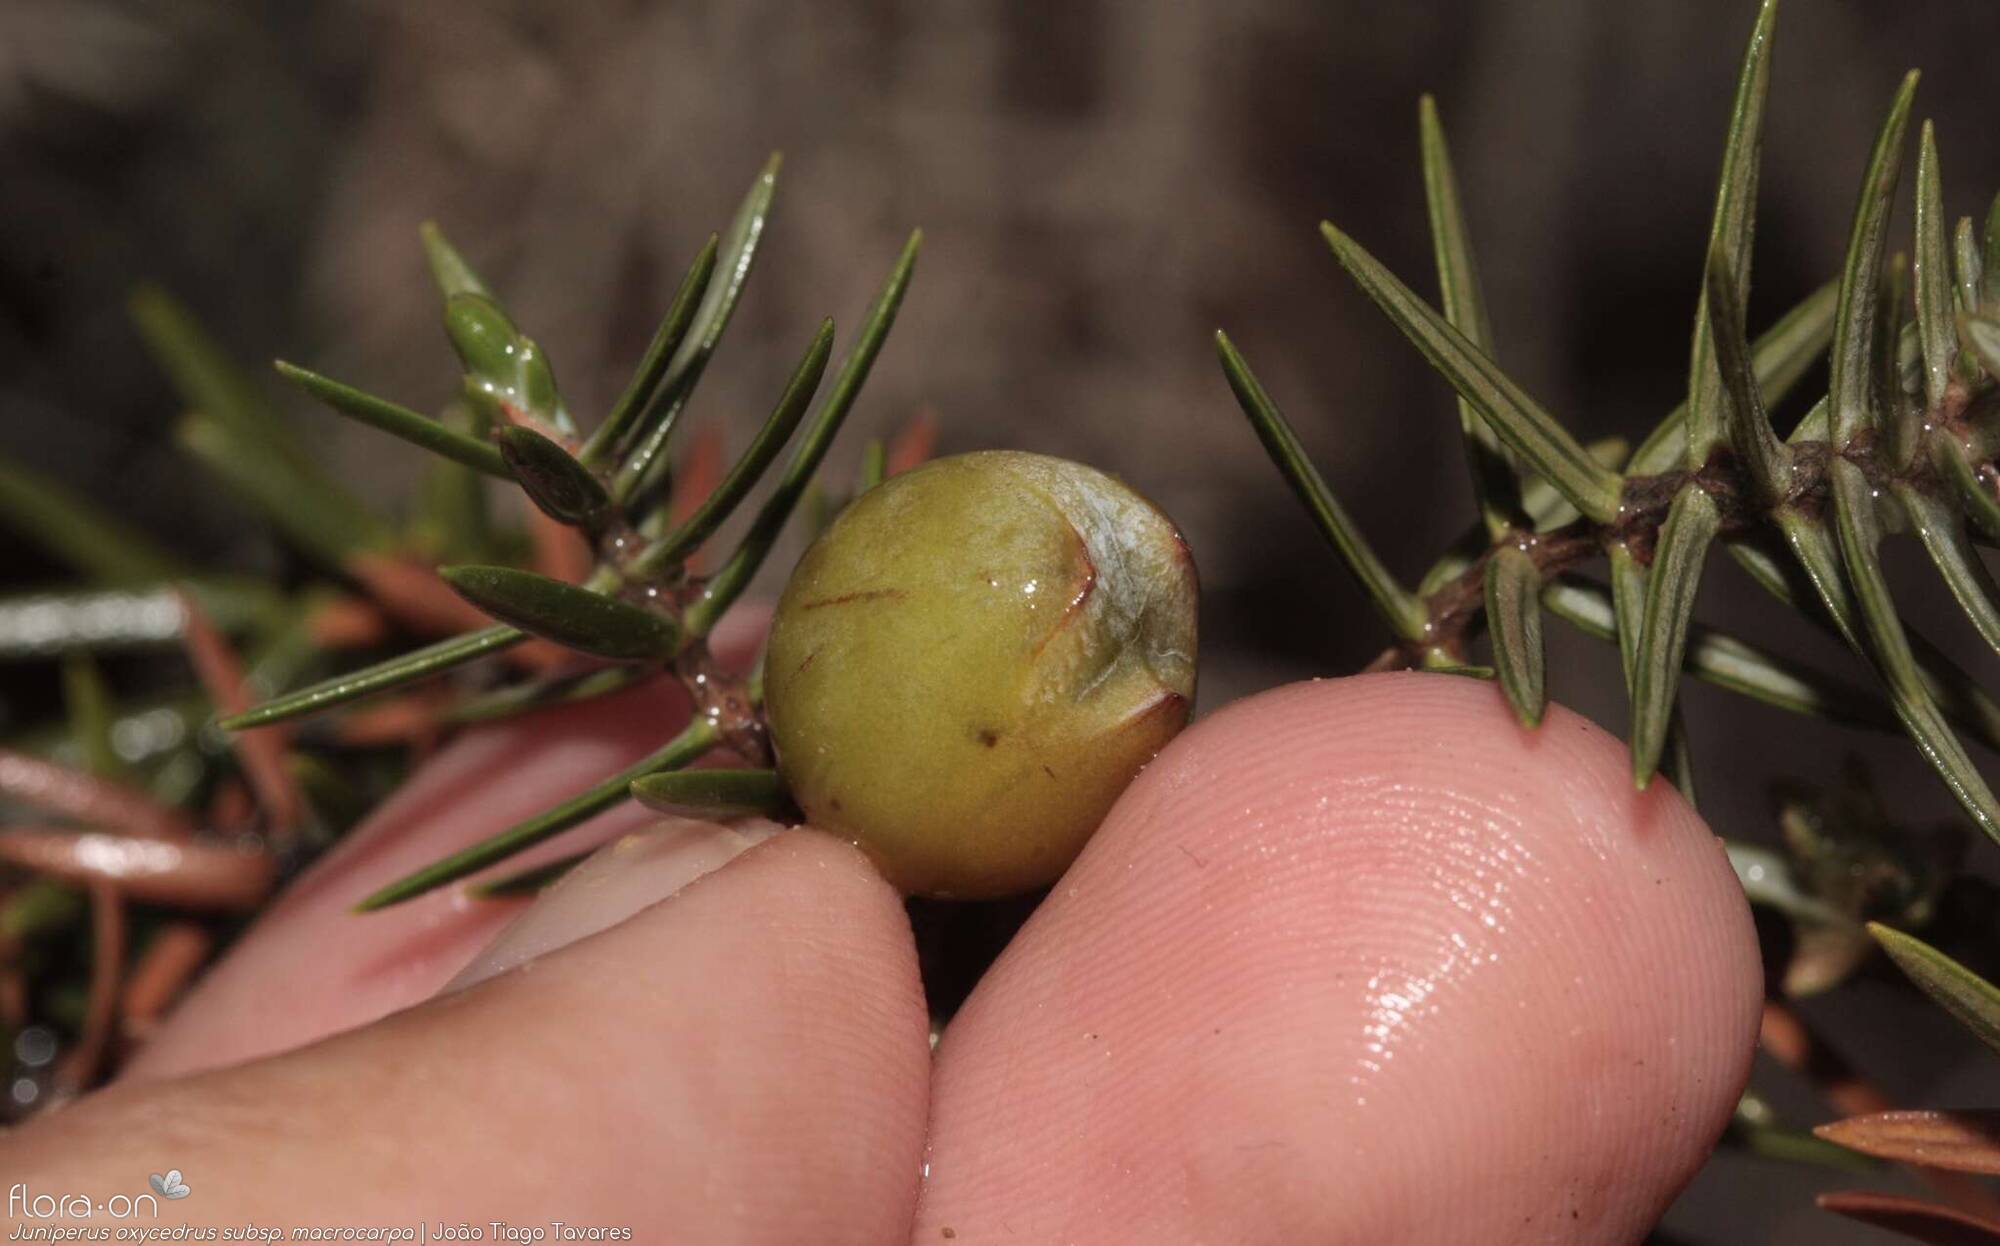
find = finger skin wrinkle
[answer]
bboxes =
[915,673,1760,1244]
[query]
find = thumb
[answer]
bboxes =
[8,828,931,1242]
[914,672,1762,1243]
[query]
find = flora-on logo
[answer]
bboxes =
[146,1169,190,1200]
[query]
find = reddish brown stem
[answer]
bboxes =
[55,884,124,1092]
[1381,386,1999,667]
[345,552,497,637]
[886,407,939,476]
[1763,1002,2000,1219]
[178,589,305,840]
[0,747,192,841]
[0,827,274,911]
[120,922,212,1043]
[528,506,595,586]
[305,595,391,649]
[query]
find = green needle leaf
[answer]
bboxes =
[1871,924,2000,1055]
[1896,484,2000,657]
[135,288,389,561]
[685,229,922,638]
[0,452,185,584]
[1608,544,1649,687]
[1630,280,1838,475]
[1985,192,2000,311]
[1733,520,2000,750]
[1607,547,1697,802]
[176,413,390,565]
[133,288,384,532]
[0,878,84,943]
[444,293,573,438]
[1686,0,1778,464]
[1913,121,1955,410]
[1320,221,1623,523]
[275,361,509,478]
[1727,841,1850,926]
[582,235,720,466]
[629,768,789,819]
[1631,486,1722,785]
[1545,576,1893,729]
[1960,312,2000,377]
[416,408,497,560]
[1418,94,1523,537]
[445,665,649,726]
[221,624,524,730]
[472,852,588,899]
[1874,255,1921,470]
[496,426,611,531]
[1704,252,1792,505]
[359,719,722,910]
[1955,215,1983,316]
[1216,331,1428,642]
[859,439,887,492]
[130,286,293,454]
[1829,71,1919,446]
[439,565,678,661]
[1828,458,2000,843]
[1483,545,1545,726]
[62,653,123,780]
[631,318,836,577]
[615,154,784,505]
[418,221,495,299]
[1937,436,2000,544]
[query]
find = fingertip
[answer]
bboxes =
[23,828,929,1243]
[919,673,1761,1243]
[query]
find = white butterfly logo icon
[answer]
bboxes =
[148,1170,190,1200]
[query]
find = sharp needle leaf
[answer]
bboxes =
[629,769,789,819]
[497,426,612,530]
[1686,0,1778,463]
[1216,331,1427,641]
[631,318,835,577]
[1418,94,1522,537]
[221,624,524,730]
[1871,924,2000,1056]
[1829,71,1919,446]
[0,452,185,585]
[1914,121,1955,410]
[1704,252,1791,505]
[614,154,783,504]
[1937,435,2000,544]
[685,230,921,638]
[1961,312,2000,378]
[358,720,721,910]
[1632,486,1722,784]
[439,565,678,661]
[419,221,495,299]
[1630,281,1838,476]
[1484,545,1545,726]
[582,236,720,466]
[1828,458,2000,843]
[1544,575,1894,729]
[276,361,509,478]
[1897,485,2000,657]
[1320,222,1623,523]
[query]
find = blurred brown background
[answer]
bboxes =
[8,1,2000,1239]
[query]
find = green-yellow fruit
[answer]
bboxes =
[765,450,1198,897]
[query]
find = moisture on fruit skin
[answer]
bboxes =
[765,450,1198,898]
